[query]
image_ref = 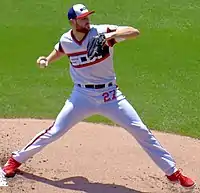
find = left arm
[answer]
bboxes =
[104,26,140,41]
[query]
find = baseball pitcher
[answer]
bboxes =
[1,3,195,189]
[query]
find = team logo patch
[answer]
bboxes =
[80,7,87,11]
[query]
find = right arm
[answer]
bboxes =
[37,49,65,68]
[37,38,66,68]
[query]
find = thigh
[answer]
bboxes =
[99,89,145,131]
[51,89,96,135]
[99,96,154,143]
[22,89,97,151]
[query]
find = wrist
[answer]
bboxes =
[45,57,50,63]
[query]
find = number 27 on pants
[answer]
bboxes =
[102,90,116,103]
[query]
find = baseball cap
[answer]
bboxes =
[68,4,95,20]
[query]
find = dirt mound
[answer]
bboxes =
[0,119,199,193]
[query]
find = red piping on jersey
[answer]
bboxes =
[71,53,110,68]
[107,28,117,47]
[23,123,55,151]
[71,30,89,46]
[67,50,87,57]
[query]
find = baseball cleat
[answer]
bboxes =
[2,157,21,178]
[166,169,196,189]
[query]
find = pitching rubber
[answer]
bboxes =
[0,168,8,187]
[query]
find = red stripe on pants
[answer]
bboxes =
[24,123,54,151]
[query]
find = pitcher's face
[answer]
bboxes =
[71,16,90,33]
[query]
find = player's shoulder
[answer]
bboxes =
[90,24,118,33]
[59,29,72,42]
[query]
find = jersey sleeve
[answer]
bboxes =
[93,24,128,47]
[54,42,65,53]
[54,32,69,53]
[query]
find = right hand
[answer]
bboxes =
[36,56,49,68]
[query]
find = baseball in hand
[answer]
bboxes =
[39,59,48,68]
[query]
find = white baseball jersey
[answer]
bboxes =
[54,24,125,85]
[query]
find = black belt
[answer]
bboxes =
[77,82,113,89]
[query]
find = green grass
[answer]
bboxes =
[0,0,200,138]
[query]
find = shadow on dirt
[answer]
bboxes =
[18,170,152,193]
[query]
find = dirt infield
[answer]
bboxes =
[0,119,200,193]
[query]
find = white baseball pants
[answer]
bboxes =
[12,85,177,176]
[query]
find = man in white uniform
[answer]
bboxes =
[2,3,195,189]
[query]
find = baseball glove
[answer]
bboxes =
[87,34,106,60]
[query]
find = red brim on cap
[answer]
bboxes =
[76,11,95,19]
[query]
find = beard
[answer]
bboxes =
[75,22,90,33]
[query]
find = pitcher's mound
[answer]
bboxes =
[0,119,199,193]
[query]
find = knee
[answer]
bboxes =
[129,122,152,138]
[131,122,147,130]
[46,125,64,140]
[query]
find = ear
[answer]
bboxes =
[69,19,76,26]
[69,20,73,26]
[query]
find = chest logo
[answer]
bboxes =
[68,46,110,68]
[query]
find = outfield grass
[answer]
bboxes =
[0,0,200,137]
